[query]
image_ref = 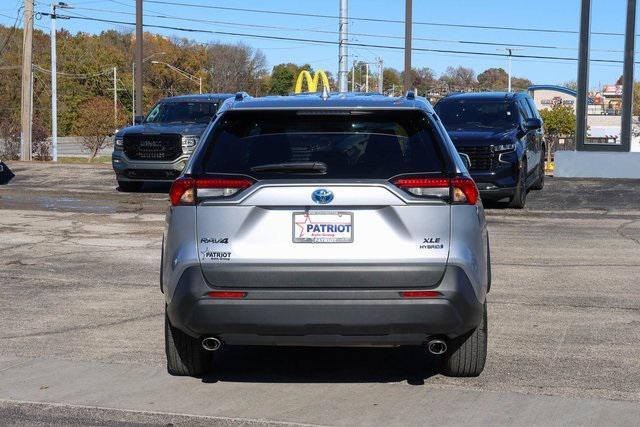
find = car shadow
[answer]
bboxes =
[116,182,172,194]
[201,345,443,385]
[481,199,511,210]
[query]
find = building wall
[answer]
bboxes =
[530,89,577,113]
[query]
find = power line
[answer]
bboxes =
[0,7,23,57]
[141,0,630,38]
[50,13,638,66]
[69,5,625,54]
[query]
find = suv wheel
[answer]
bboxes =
[531,158,545,191]
[118,180,143,192]
[165,309,213,376]
[507,161,527,209]
[442,302,488,377]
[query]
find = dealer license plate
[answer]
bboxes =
[292,211,353,243]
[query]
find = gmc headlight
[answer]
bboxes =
[181,135,199,147]
[494,143,515,152]
[114,136,124,148]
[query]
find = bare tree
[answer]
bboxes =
[440,66,477,91]
[205,42,267,94]
[75,97,124,162]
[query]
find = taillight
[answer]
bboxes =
[391,176,479,205]
[169,177,254,206]
[451,177,479,205]
[169,177,196,206]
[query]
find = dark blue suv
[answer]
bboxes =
[435,92,545,208]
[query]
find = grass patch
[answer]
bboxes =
[57,156,111,164]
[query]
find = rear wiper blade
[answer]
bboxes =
[250,162,327,174]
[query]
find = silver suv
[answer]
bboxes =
[162,92,490,378]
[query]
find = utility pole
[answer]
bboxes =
[338,0,348,92]
[498,48,521,92]
[135,0,143,119]
[113,66,118,127]
[403,0,413,92]
[377,57,384,94]
[21,0,34,161]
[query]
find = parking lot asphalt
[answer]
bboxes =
[0,161,639,425]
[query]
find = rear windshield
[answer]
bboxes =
[199,110,445,179]
[145,101,218,124]
[435,100,518,131]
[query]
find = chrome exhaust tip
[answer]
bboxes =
[201,337,222,352]
[427,339,447,355]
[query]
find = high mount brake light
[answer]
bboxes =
[169,177,254,206]
[392,176,479,205]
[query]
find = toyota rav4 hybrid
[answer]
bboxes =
[162,92,491,378]
[434,92,545,208]
[112,93,234,191]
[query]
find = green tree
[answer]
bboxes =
[477,68,508,91]
[382,68,401,95]
[539,104,576,160]
[512,77,533,92]
[269,64,295,95]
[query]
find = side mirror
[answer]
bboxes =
[525,118,542,131]
[134,115,145,125]
[459,153,472,170]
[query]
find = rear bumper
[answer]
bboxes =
[166,265,485,345]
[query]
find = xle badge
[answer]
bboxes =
[420,237,444,250]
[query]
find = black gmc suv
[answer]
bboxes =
[112,93,234,191]
[435,92,545,208]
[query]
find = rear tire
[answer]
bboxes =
[531,159,545,191]
[118,180,143,192]
[165,310,213,376]
[442,302,488,377]
[507,161,527,209]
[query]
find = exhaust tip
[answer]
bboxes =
[427,339,447,355]
[201,337,222,352]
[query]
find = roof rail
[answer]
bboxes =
[234,91,251,101]
[405,90,416,100]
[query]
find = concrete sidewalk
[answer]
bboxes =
[1,357,638,426]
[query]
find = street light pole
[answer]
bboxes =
[403,0,413,92]
[49,2,72,162]
[135,0,143,120]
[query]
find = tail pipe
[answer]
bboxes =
[427,339,447,355]
[201,337,223,352]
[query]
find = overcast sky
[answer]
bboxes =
[1,0,635,88]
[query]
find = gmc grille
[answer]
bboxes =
[457,146,497,171]
[123,134,182,161]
